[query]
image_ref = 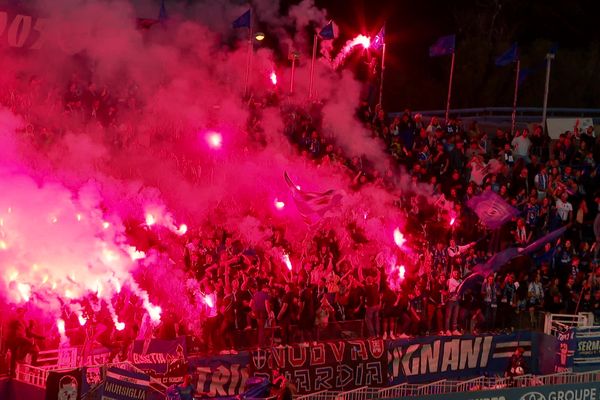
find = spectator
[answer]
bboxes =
[512,129,532,163]
[6,308,38,377]
[444,269,462,335]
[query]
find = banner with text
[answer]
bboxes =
[189,353,251,397]
[101,367,150,400]
[0,9,48,50]
[574,326,600,371]
[388,332,533,384]
[250,339,387,394]
[131,336,188,386]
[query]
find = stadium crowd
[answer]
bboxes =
[2,72,600,363]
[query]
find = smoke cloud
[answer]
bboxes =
[0,0,431,337]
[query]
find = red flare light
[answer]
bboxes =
[57,318,66,335]
[206,131,223,149]
[274,199,285,210]
[145,213,156,226]
[282,254,292,271]
[355,34,371,49]
[204,293,215,309]
[393,228,406,248]
[270,71,277,85]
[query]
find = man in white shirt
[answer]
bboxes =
[511,129,532,163]
[447,239,475,268]
[444,269,462,335]
[555,192,573,223]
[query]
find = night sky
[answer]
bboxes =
[307,0,600,111]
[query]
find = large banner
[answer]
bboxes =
[82,366,106,400]
[250,339,387,394]
[131,336,188,386]
[407,381,600,400]
[45,368,83,400]
[0,9,48,50]
[573,326,600,371]
[189,353,251,397]
[101,367,150,400]
[388,332,533,384]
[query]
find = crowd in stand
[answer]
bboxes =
[2,71,600,360]
[180,104,600,353]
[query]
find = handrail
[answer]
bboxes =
[392,107,600,116]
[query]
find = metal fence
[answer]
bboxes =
[544,312,594,337]
[298,370,600,400]
[14,360,169,396]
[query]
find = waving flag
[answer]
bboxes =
[158,0,168,22]
[495,43,518,66]
[284,172,343,223]
[467,190,518,229]
[232,9,251,29]
[518,67,533,86]
[459,225,568,295]
[372,25,385,50]
[319,21,336,40]
[429,34,455,57]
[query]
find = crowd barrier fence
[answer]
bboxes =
[297,370,600,400]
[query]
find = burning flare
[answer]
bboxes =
[393,227,406,248]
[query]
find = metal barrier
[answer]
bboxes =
[14,364,50,388]
[335,387,380,400]
[296,390,341,400]
[544,312,593,336]
[13,360,168,398]
[327,370,600,400]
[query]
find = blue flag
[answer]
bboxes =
[158,0,168,22]
[467,190,519,229]
[284,172,343,223]
[459,225,569,295]
[319,21,335,40]
[232,9,251,29]
[495,43,518,66]
[518,67,533,86]
[429,34,455,57]
[372,25,385,50]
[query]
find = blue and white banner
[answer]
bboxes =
[574,326,600,371]
[101,367,150,400]
[132,336,187,373]
[388,332,533,383]
[188,353,251,397]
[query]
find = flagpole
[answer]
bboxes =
[290,53,297,94]
[445,51,456,123]
[511,58,520,136]
[308,33,318,100]
[541,52,555,128]
[378,43,386,110]
[243,13,253,98]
